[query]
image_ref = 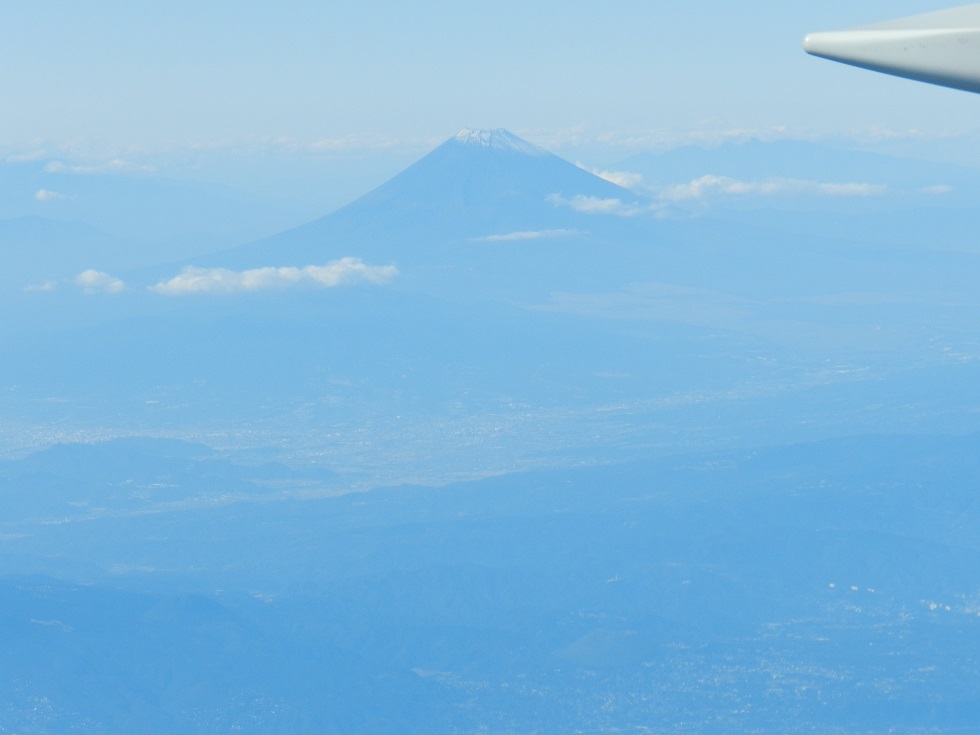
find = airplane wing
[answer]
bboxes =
[804,5,980,93]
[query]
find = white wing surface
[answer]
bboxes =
[804,5,980,93]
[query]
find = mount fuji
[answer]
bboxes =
[198,129,650,279]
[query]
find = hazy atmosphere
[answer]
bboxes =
[2,3,980,733]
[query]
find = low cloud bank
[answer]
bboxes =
[22,280,58,293]
[473,229,577,242]
[660,175,887,202]
[151,257,398,296]
[547,193,662,217]
[590,169,645,190]
[45,158,154,175]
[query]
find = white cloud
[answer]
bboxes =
[589,168,645,190]
[516,124,937,157]
[151,257,398,296]
[45,158,154,175]
[598,171,644,189]
[920,184,953,195]
[5,149,48,163]
[75,270,126,294]
[22,280,58,293]
[855,125,924,143]
[261,133,439,155]
[307,134,403,152]
[472,229,577,242]
[527,124,797,152]
[547,193,662,217]
[35,189,66,202]
[659,175,886,202]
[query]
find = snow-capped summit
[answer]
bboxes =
[452,128,548,157]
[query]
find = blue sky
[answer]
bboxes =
[3,2,979,199]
